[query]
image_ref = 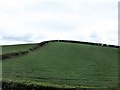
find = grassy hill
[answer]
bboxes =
[2,40,119,90]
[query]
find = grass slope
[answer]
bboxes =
[2,41,118,89]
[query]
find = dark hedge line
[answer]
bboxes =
[1,50,29,60]
[2,81,117,90]
[2,81,82,90]
[29,41,49,51]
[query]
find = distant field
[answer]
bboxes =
[2,41,118,89]
[2,44,35,54]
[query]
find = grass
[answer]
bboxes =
[2,41,118,89]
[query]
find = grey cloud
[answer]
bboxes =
[1,34,33,42]
[0,32,47,45]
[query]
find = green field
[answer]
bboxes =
[2,41,119,90]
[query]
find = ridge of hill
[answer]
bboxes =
[1,40,119,60]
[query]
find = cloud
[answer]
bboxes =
[25,2,73,13]
[0,0,118,45]
[25,21,75,32]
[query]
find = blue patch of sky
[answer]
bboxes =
[89,32,100,42]
[90,32,98,38]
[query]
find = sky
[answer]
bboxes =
[0,0,119,45]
